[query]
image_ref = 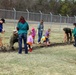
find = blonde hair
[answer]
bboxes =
[28,31,32,35]
[48,28,51,32]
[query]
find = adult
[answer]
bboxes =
[37,20,44,44]
[9,30,18,50]
[63,27,72,43]
[72,23,76,47]
[17,16,29,54]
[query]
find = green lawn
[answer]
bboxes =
[0,45,76,75]
[0,21,76,75]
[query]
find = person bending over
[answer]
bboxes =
[9,30,18,50]
[63,27,72,43]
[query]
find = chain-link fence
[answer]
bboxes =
[0,8,76,32]
[0,8,76,33]
[0,9,76,23]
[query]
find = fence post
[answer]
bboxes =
[50,12,52,22]
[13,8,16,20]
[39,11,42,20]
[67,14,69,27]
[67,14,69,23]
[59,14,62,30]
[13,8,16,29]
[26,9,29,21]
[74,15,76,23]
[50,12,52,28]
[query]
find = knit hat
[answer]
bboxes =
[32,27,35,31]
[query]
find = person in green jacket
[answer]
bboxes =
[72,23,76,47]
[17,16,29,54]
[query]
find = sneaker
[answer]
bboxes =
[29,48,32,52]
[38,42,41,44]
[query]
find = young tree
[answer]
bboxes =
[48,0,61,14]
[71,1,76,15]
[60,1,72,16]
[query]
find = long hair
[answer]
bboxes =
[18,16,26,24]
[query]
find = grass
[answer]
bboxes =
[0,21,76,75]
[0,45,76,75]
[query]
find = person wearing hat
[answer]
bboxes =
[72,23,76,47]
[0,18,5,47]
[63,27,72,43]
[31,27,36,44]
[9,30,18,50]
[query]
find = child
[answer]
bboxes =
[0,18,5,47]
[41,35,47,45]
[72,23,76,47]
[0,18,5,33]
[45,28,51,46]
[42,29,51,46]
[31,27,36,44]
[27,31,33,52]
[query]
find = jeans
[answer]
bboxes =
[46,38,49,42]
[38,31,43,43]
[74,36,76,46]
[18,33,28,54]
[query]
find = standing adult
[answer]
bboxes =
[17,16,29,54]
[72,23,76,47]
[38,20,44,44]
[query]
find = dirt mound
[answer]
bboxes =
[0,42,74,52]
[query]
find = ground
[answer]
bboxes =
[0,45,76,75]
[0,20,76,75]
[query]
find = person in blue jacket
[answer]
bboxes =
[0,18,5,33]
[17,16,29,54]
[37,20,44,44]
[0,18,5,46]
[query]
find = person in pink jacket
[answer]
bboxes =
[27,31,33,52]
[31,27,36,44]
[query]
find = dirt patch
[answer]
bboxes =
[0,42,74,52]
